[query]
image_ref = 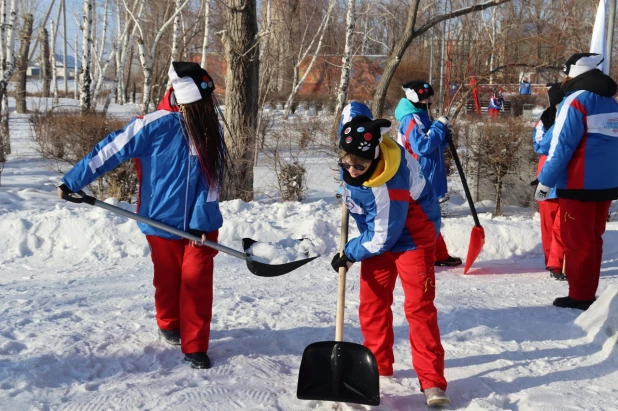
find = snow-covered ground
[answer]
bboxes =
[1,96,618,410]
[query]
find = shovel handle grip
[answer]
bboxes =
[335,201,349,342]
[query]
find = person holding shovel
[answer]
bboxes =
[57,62,226,368]
[532,83,565,281]
[331,105,450,407]
[536,53,618,310]
[394,80,462,267]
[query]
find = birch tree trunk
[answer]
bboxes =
[167,0,182,87]
[331,0,356,144]
[0,0,19,154]
[221,0,259,201]
[50,20,59,103]
[74,33,79,100]
[39,28,51,97]
[200,0,210,68]
[80,0,94,113]
[282,0,336,119]
[15,14,33,114]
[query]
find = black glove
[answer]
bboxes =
[530,178,539,187]
[540,106,557,130]
[331,252,350,273]
[58,183,73,195]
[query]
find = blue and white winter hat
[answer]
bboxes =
[168,61,215,104]
[563,53,604,78]
[402,80,434,103]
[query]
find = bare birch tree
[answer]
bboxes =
[15,14,33,114]
[0,0,19,154]
[124,0,190,113]
[370,0,511,117]
[331,0,356,143]
[80,0,94,112]
[200,0,210,68]
[282,0,337,119]
[39,28,51,97]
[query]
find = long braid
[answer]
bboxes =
[179,97,226,189]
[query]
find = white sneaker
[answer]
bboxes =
[424,387,450,407]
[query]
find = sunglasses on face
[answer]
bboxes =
[338,158,367,172]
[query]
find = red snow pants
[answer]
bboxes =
[538,199,564,270]
[146,231,218,354]
[559,199,611,301]
[435,233,451,261]
[359,245,447,391]
[488,108,500,117]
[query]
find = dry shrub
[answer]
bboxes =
[459,117,537,215]
[31,111,138,202]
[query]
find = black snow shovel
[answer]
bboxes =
[296,201,380,406]
[60,190,318,277]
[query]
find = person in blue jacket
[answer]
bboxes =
[58,62,226,368]
[487,89,504,117]
[394,80,462,267]
[531,83,565,280]
[519,78,532,95]
[331,104,449,406]
[536,53,618,310]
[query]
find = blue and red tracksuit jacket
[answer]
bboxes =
[342,136,441,262]
[394,98,449,199]
[532,120,557,199]
[538,90,618,201]
[61,88,224,239]
[488,96,504,110]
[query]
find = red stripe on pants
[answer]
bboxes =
[538,199,563,270]
[435,233,450,261]
[359,246,446,390]
[146,232,218,354]
[559,199,611,300]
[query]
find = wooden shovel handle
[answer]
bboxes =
[335,201,349,342]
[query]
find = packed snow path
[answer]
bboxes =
[2,109,618,410]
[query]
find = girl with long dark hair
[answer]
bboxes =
[58,62,226,368]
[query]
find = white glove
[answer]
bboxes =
[436,116,451,128]
[535,183,551,201]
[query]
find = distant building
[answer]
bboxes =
[26,54,81,79]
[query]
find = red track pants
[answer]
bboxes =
[359,246,447,391]
[146,232,218,354]
[538,199,564,271]
[560,199,611,301]
[435,233,451,261]
[488,108,500,117]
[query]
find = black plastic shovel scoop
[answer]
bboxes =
[60,190,318,277]
[297,202,380,406]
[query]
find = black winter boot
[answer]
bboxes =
[158,328,181,346]
[435,256,463,267]
[185,352,212,369]
[553,296,596,311]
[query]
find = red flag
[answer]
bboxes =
[470,76,481,114]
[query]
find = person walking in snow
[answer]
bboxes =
[58,62,226,368]
[532,83,565,281]
[394,80,462,267]
[331,103,449,407]
[536,53,618,310]
[519,78,532,95]
[487,89,504,117]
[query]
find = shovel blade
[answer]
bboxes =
[297,341,380,406]
[464,225,485,274]
[242,238,319,277]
